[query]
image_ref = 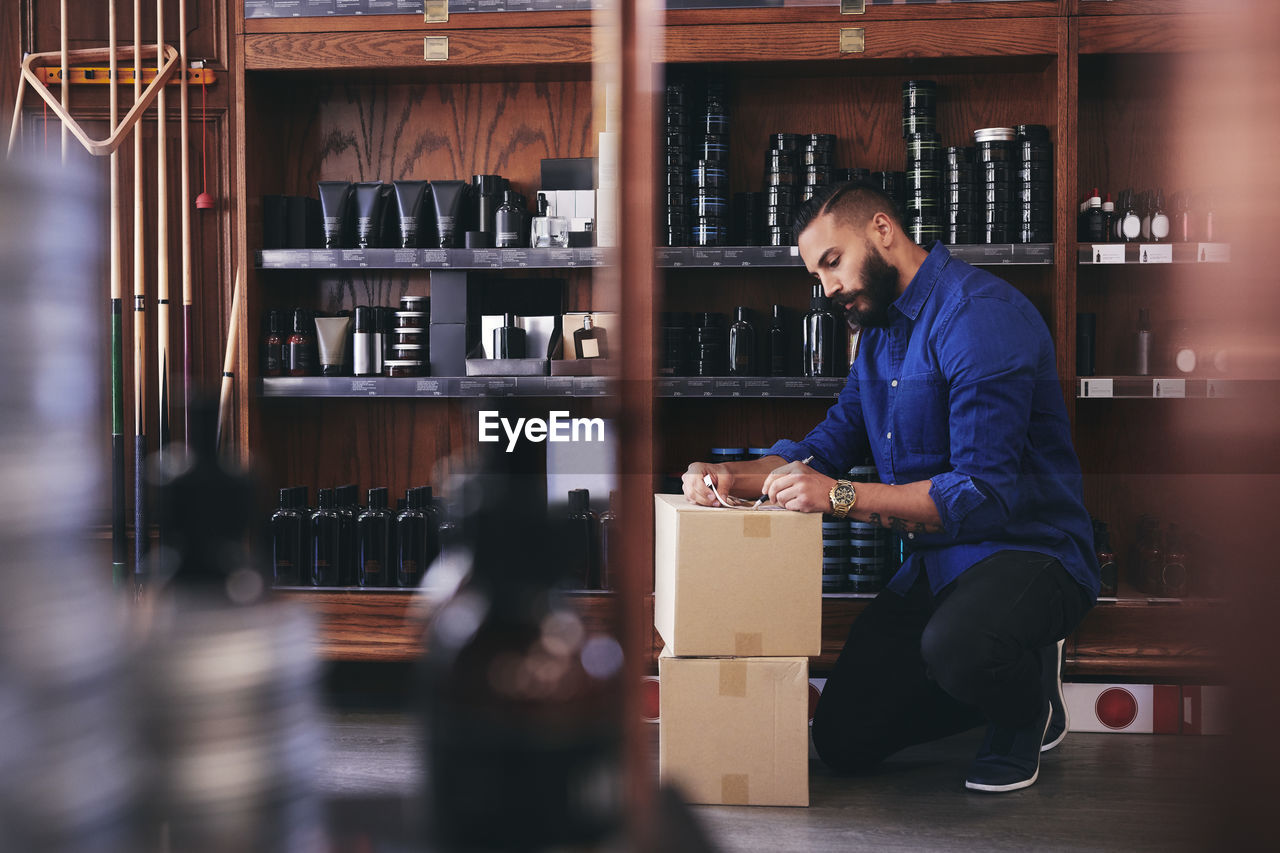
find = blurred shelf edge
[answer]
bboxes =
[1077,241,1230,265]
[1077,376,1254,399]
[273,588,628,663]
[255,243,1053,271]
[260,376,848,398]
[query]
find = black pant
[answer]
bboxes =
[811,549,1092,772]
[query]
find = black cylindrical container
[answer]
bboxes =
[690,193,729,218]
[901,80,938,114]
[1076,313,1097,377]
[769,133,800,151]
[690,162,728,190]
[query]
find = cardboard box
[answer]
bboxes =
[654,494,821,657]
[659,651,809,807]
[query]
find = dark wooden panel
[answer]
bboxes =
[662,18,1058,63]
[27,0,230,71]
[244,27,595,70]
[1077,14,1232,55]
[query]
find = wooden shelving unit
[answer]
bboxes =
[229,0,1239,683]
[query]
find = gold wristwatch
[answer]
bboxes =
[829,480,857,518]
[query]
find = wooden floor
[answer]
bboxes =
[320,710,1220,852]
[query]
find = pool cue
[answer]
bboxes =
[178,0,193,447]
[109,0,126,591]
[132,0,149,593]
[60,0,68,163]
[154,0,171,560]
[217,270,242,454]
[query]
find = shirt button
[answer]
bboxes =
[891,379,898,387]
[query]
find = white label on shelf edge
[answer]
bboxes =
[1080,377,1113,398]
[1138,244,1173,264]
[1091,244,1125,264]
[1154,378,1186,398]
[1198,242,1231,263]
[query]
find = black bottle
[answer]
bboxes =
[292,486,311,582]
[494,190,523,249]
[769,304,789,377]
[311,488,341,586]
[420,474,623,851]
[334,483,360,586]
[599,490,619,591]
[358,487,393,588]
[566,489,600,590]
[728,306,757,376]
[270,487,303,586]
[803,283,836,377]
[494,312,527,359]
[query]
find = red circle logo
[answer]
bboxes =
[1095,687,1139,730]
[641,676,660,723]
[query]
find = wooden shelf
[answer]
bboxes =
[274,587,625,662]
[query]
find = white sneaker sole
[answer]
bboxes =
[1041,638,1069,753]
[965,700,1052,793]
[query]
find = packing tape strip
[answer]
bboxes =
[743,515,771,538]
[721,773,750,805]
[718,660,747,697]
[735,632,764,656]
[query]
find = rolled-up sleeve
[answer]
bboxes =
[928,296,1038,539]
[767,361,870,479]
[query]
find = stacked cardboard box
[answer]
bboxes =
[653,494,822,807]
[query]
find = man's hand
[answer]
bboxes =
[682,462,733,506]
[762,460,835,514]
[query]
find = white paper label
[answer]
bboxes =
[1198,242,1231,263]
[1138,244,1173,264]
[1091,244,1126,264]
[1080,378,1113,398]
[1153,378,1186,398]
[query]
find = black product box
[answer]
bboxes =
[541,157,596,191]
[430,323,468,377]
[428,270,476,325]
[262,195,288,249]
[287,196,322,249]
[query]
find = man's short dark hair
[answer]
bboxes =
[793,181,905,242]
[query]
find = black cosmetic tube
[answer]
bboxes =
[318,181,353,249]
[393,180,429,249]
[430,180,465,248]
[354,181,387,249]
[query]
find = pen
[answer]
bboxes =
[750,455,815,508]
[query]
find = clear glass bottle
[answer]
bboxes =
[357,487,392,588]
[803,283,835,377]
[728,306,757,376]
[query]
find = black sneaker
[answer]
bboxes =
[1041,639,1068,752]
[964,700,1052,793]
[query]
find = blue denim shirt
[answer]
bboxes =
[769,243,1099,602]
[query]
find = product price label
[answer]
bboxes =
[1138,244,1173,264]
[1197,243,1231,263]
[1153,378,1186,398]
[1079,378,1113,398]
[1091,244,1126,264]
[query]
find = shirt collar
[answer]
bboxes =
[891,241,951,321]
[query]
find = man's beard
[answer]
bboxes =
[839,242,900,329]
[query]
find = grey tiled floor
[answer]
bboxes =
[321,710,1220,851]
